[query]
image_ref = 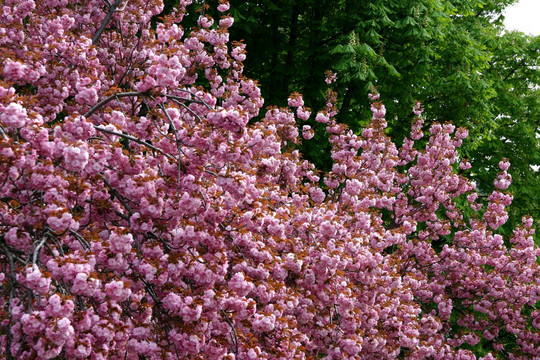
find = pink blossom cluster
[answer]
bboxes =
[0,1,538,359]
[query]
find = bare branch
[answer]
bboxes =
[169,98,203,123]
[32,235,47,265]
[0,124,8,140]
[165,94,215,110]
[85,91,146,118]
[101,176,134,218]
[220,309,239,355]
[68,229,92,251]
[92,0,125,45]
[116,0,128,12]
[93,125,175,160]
[158,103,184,192]
[0,242,16,359]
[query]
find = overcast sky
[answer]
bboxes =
[503,0,540,35]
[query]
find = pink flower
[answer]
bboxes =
[368,92,380,101]
[231,46,246,62]
[288,95,304,108]
[1,102,28,129]
[247,348,259,359]
[309,187,326,203]
[46,317,74,346]
[499,160,510,171]
[197,16,214,28]
[162,292,183,313]
[109,232,133,254]
[253,313,276,332]
[47,211,76,233]
[315,112,329,123]
[135,75,158,92]
[105,280,131,302]
[75,87,98,105]
[25,265,51,294]
[371,103,386,119]
[63,142,89,172]
[319,220,334,238]
[72,272,100,297]
[302,125,314,140]
[459,159,472,170]
[467,193,478,203]
[456,127,469,139]
[412,101,424,116]
[36,337,63,359]
[217,2,230,12]
[3,60,28,83]
[325,71,337,84]
[21,314,44,337]
[296,106,311,120]
[345,179,363,196]
[70,336,92,358]
[219,17,234,29]
[229,272,254,296]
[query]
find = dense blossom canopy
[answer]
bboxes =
[0,0,538,359]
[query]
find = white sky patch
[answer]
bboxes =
[503,0,540,35]
[501,1,539,172]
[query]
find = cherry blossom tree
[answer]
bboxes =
[0,0,538,359]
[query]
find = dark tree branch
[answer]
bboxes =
[0,242,16,360]
[165,94,215,110]
[159,103,183,193]
[503,57,528,81]
[93,125,174,159]
[92,0,125,45]
[283,5,300,95]
[84,91,146,118]
[220,309,239,355]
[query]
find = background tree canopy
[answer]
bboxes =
[169,0,540,238]
[226,0,540,237]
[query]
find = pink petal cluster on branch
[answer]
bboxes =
[0,0,538,359]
